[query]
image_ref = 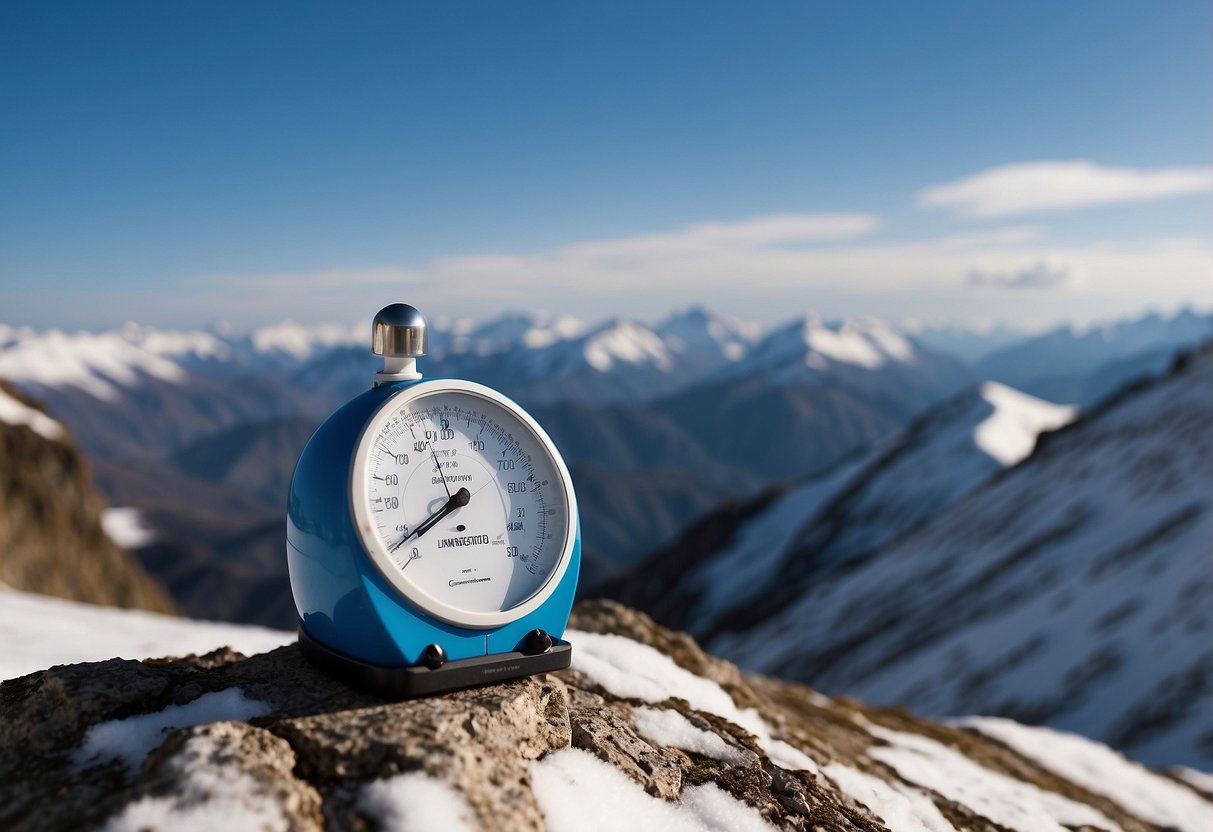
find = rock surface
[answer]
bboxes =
[0,380,175,613]
[2,600,1210,832]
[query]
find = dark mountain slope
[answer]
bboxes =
[0,380,175,613]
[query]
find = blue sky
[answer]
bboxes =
[1,1,1209,330]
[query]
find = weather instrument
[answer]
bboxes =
[287,304,580,696]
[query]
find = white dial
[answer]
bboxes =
[350,380,576,628]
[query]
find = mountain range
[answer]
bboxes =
[0,306,1207,628]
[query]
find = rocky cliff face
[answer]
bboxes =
[0,380,174,613]
[3,600,1209,832]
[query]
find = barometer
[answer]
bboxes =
[287,304,580,696]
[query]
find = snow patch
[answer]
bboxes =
[0,587,294,682]
[568,630,766,737]
[531,747,776,832]
[961,716,1213,832]
[680,783,779,832]
[763,739,820,774]
[867,725,1120,832]
[568,630,816,773]
[972,382,1076,466]
[632,707,756,765]
[358,772,478,832]
[101,507,156,549]
[75,689,272,772]
[0,385,64,439]
[822,763,954,832]
[1175,766,1213,794]
[99,732,288,832]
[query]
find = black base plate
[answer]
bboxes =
[298,625,572,698]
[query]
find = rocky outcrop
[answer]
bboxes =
[4,600,1209,832]
[0,380,175,612]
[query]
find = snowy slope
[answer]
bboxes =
[711,348,1213,769]
[0,587,293,681]
[616,380,1074,638]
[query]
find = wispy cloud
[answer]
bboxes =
[966,259,1073,290]
[918,160,1213,218]
[180,214,1210,327]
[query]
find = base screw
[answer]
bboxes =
[421,643,446,669]
[524,629,553,654]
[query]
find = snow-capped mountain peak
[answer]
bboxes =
[656,306,758,364]
[745,316,919,375]
[579,319,675,373]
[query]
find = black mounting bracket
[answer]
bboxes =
[298,624,572,698]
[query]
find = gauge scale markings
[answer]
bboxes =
[361,393,566,616]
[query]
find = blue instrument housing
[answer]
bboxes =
[286,378,581,668]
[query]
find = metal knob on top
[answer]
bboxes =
[372,303,428,357]
[372,303,426,386]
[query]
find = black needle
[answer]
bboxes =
[390,487,471,550]
[431,446,451,499]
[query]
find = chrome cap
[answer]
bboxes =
[372,303,428,357]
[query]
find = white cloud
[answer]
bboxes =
[30,212,1203,330]
[180,215,1210,329]
[966,259,1074,290]
[918,160,1213,218]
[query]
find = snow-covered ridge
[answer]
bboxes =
[635,377,1076,639]
[711,348,1213,770]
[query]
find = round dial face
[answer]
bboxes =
[350,380,576,628]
